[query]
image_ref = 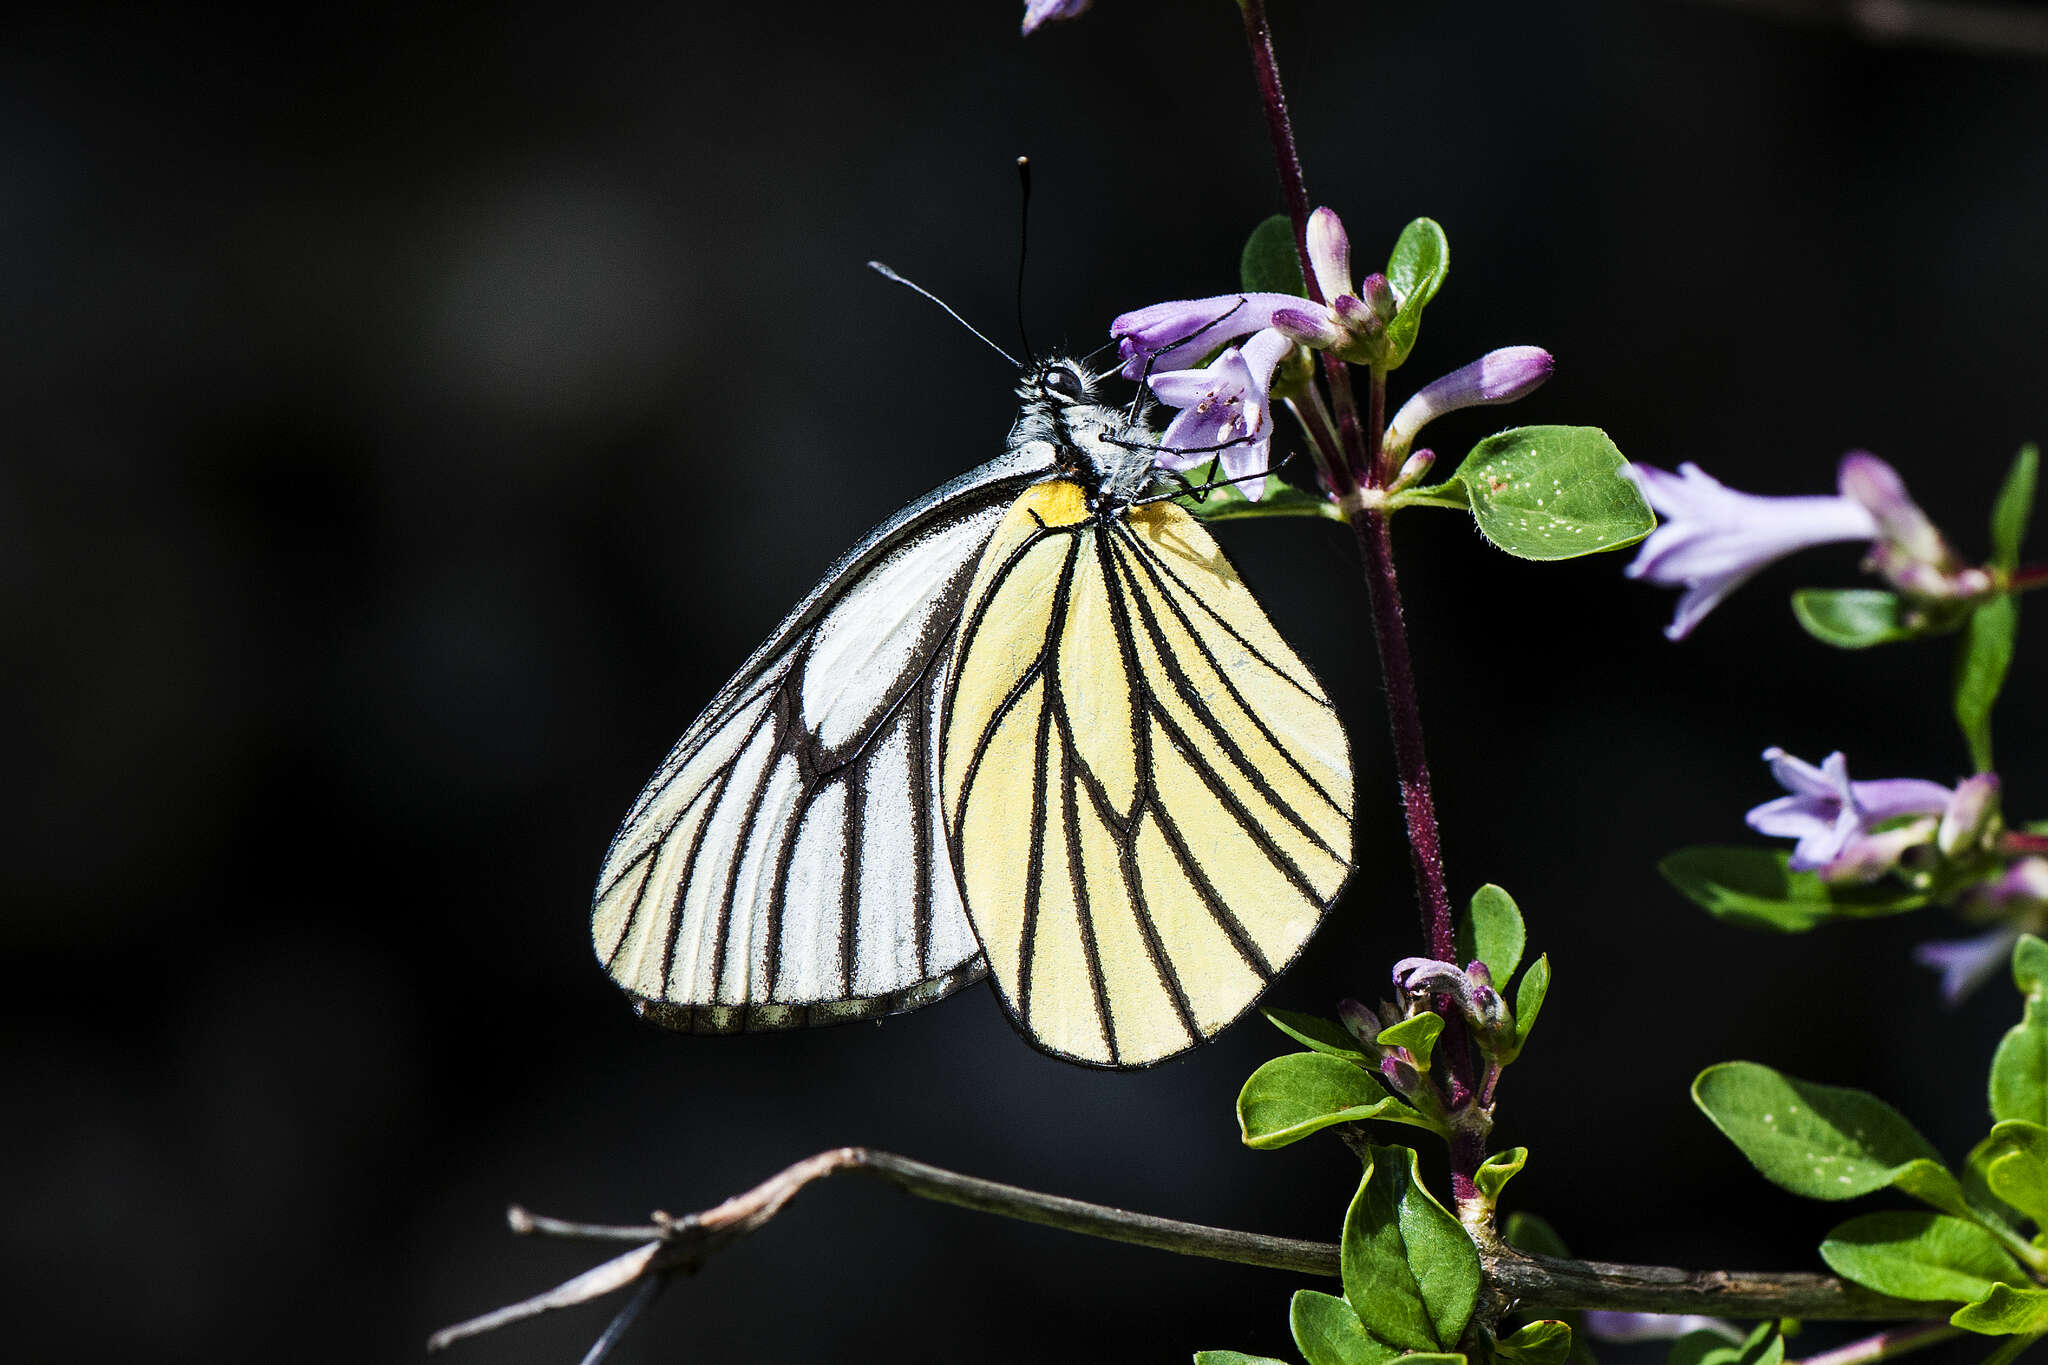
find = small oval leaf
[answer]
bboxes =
[1819,1211,2029,1303]
[1458,884,1525,981]
[1242,214,1308,298]
[1383,218,1449,370]
[1262,1007,1368,1061]
[1238,1052,1397,1150]
[1452,427,1654,561]
[1692,1061,1958,1204]
[1790,589,1926,649]
[1657,846,1928,933]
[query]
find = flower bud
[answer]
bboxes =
[1384,347,1554,458]
[1338,998,1382,1049]
[1938,773,2002,859]
[1305,208,1352,305]
[1380,1055,1422,1096]
[1390,449,1436,492]
[1957,858,2048,921]
[1359,272,1397,323]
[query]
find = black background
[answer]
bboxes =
[9,2,2048,1362]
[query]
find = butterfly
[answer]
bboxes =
[590,356,1354,1068]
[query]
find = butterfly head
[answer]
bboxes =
[1012,355,1160,508]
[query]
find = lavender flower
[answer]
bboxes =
[1625,453,1988,638]
[1148,329,1295,501]
[1384,346,1555,459]
[1840,452,1993,599]
[1938,773,2002,858]
[1745,747,1952,881]
[1915,925,2027,1006]
[1956,857,2048,922]
[1110,294,1299,380]
[1266,207,1395,365]
[1391,956,1510,1038]
[1621,464,1879,640]
[1021,0,1092,34]
[1582,1313,1743,1345]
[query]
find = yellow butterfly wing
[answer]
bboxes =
[939,479,1354,1068]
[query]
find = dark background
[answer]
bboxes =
[9,1,2048,1361]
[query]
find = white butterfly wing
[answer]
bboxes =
[592,443,1055,1032]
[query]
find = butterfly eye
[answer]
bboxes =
[1043,365,1085,400]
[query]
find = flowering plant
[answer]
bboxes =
[432,4,2048,1364]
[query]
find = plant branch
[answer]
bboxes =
[431,1148,1940,1355]
[1675,0,2048,58]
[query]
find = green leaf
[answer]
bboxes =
[1954,1284,2048,1336]
[1263,1007,1369,1062]
[1183,471,1343,523]
[1511,955,1550,1057]
[1239,1052,1407,1149]
[1382,218,1448,370]
[1670,1323,1785,1365]
[2017,936,2048,997]
[1819,1211,2029,1302]
[1956,594,2018,774]
[1290,1291,1398,1365]
[1475,1148,1529,1206]
[1457,884,1525,981]
[1242,214,1308,298]
[1991,1008,2048,1130]
[1379,1013,1444,1071]
[1963,1133,2027,1233]
[1983,1122,2048,1228]
[1667,1332,1739,1365]
[1503,1211,1570,1259]
[1692,1062,1967,1211]
[1449,427,1655,561]
[1342,1145,1481,1352]
[1657,847,1929,933]
[1501,1215,1598,1365]
[1496,1322,1573,1365]
[1791,589,1926,649]
[1197,1354,1292,1365]
[1990,445,2039,574]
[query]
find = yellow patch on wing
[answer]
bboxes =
[941,489,1354,1069]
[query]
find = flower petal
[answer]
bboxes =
[1305,206,1352,303]
[1915,925,2025,1006]
[1021,0,1092,34]
[1110,294,1297,378]
[1386,347,1555,451]
[1620,462,1880,637]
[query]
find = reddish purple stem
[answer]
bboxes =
[1237,0,1475,1196]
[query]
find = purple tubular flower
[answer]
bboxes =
[1939,773,2002,857]
[1745,748,1951,878]
[1305,206,1351,303]
[1839,452,1994,600]
[1620,463,1880,639]
[1261,206,1394,365]
[1915,925,2027,1006]
[1839,453,1945,564]
[1583,1314,1743,1346]
[1021,0,1092,35]
[1385,347,1555,456]
[1109,294,1299,380]
[1958,858,2048,922]
[1148,328,1294,501]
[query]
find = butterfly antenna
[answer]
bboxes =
[867,261,1021,369]
[1014,156,1036,368]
